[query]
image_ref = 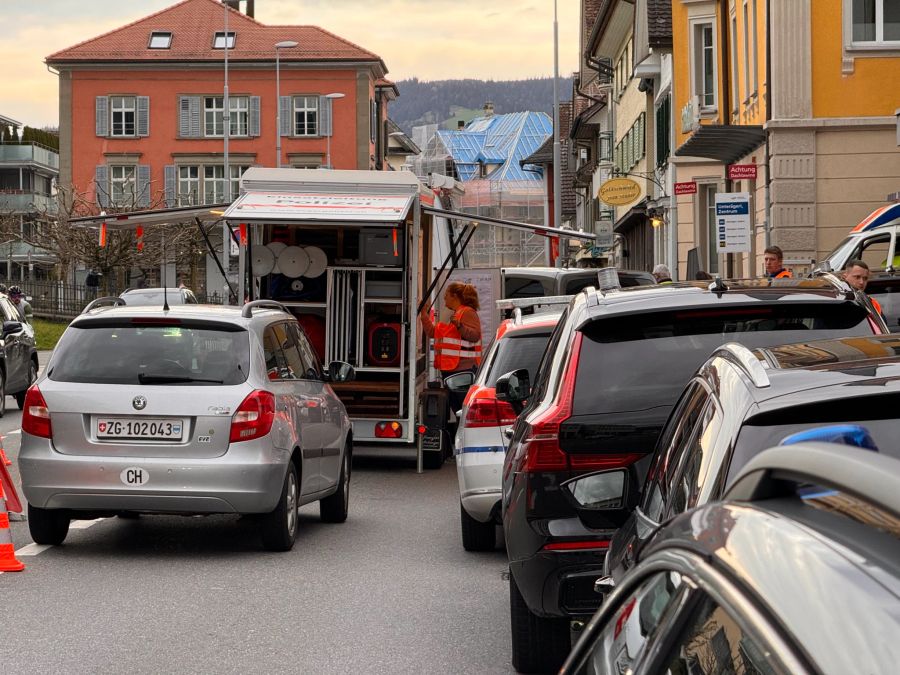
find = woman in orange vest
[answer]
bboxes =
[420,282,483,383]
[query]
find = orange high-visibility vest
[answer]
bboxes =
[872,296,883,316]
[774,269,792,279]
[433,306,482,372]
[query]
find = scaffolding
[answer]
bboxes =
[411,112,551,268]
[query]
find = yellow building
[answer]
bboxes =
[670,0,900,279]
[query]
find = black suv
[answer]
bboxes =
[496,276,889,673]
[563,442,900,675]
[604,334,900,587]
[0,292,38,416]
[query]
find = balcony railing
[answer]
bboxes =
[0,192,57,214]
[0,143,59,170]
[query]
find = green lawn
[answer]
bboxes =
[32,318,70,351]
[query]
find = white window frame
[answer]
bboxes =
[110,165,137,205]
[230,97,249,137]
[229,165,247,201]
[844,0,900,48]
[698,183,720,274]
[213,31,235,49]
[204,97,225,137]
[690,18,718,114]
[110,96,137,137]
[749,0,759,96]
[177,166,200,206]
[730,10,739,113]
[148,31,172,49]
[293,96,319,137]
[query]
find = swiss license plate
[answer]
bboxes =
[96,418,184,441]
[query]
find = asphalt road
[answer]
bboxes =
[0,375,514,673]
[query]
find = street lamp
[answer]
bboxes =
[274,40,299,168]
[324,92,345,169]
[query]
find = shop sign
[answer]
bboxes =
[728,164,757,180]
[598,177,642,206]
[674,181,697,195]
[714,192,751,254]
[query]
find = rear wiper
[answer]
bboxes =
[138,373,223,384]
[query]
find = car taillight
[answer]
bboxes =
[22,385,52,439]
[519,333,641,473]
[229,390,275,443]
[375,421,403,438]
[464,397,519,428]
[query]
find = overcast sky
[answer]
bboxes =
[2,0,580,128]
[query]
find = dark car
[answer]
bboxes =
[496,275,889,673]
[502,266,656,300]
[603,335,900,589]
[866,271,900,330]
[0,292,38,416]
[562,442,900,675]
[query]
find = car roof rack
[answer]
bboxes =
[495,295,572,317]
[725,442,900,518]
[241,299,289,318]
[82,296,126,313]
[714,342,771,388]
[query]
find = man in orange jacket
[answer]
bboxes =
[764,246,792,279]
[843,259,885,318]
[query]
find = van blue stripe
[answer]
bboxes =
[457,445,505,455]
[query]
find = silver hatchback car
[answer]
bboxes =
[18,300,354,551]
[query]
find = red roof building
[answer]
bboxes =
[47,0,392,211]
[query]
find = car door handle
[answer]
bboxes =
[504,428,514,439]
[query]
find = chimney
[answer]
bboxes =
[223,0,254,17]
[457,120,466,130]
[483,101,494,117]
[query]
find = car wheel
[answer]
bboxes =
[509,572,570,673]
[320,443,351,523]
[260,462,298,552]
[423,449,444,470]
[460,503,496,551]
[15,360,37,410]
[28,504,70,546]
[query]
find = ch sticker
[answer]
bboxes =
[120,467,149,486]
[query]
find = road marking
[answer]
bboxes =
[70,518,105,529]
[15,543,51,557]
[4,429,21,435]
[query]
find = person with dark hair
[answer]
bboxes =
[695,270,713,280]
[7,286,32,323]
[843,259,883,316]
[764,246,792,279]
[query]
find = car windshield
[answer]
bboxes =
[573,302,874,418]
[729,394,900,483]
[484,331,554,387]
[124,291,186,306]
[49,321,250,385]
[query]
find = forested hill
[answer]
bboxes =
[391,77,573,135]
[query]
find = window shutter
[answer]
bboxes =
[95,97,109,137]
[189,96,201,137]
[319,95,332,137]
[280,96,292,136]
[137,96,150,137]
[180,96,201,137]
[137,164,151,207]
[164,165,176,207]
[249,96,261,137]
[95,165,109,208]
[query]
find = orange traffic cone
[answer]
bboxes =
[0,484,25,572]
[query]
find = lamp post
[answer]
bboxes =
[274,40,299,168]
[324,92,345,169]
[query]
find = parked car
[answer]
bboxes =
[603,335,900,590]
[562,441,900,675]
[496,275,889,673]
[0,291,38,416]
[865,270,900,330]
[448,310,562,552]
[121,287,199,306]
[502,266,656,300]
[18,300,355,551]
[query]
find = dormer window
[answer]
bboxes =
[148,31,172,49]
[213,31,236,49]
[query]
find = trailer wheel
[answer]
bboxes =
[423,449,444,470]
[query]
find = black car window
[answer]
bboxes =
[667,398,724,518]
[485,332,553,387]
[572,303,874,421]
[577,571,686,675]
[643,382,709,522]
[857,233,892,271]
[660,591,784,675]
[49,322,249,385]
[271,323,304,380]
[564,275,598,295]
[290,322,321,379]
[505,277,553,298]
[262,326,288,379]
[528,308,569,408]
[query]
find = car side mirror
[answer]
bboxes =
[495,368,529,403]
[443,371,475,394]
[562,468,640,529]
[325,361,355,383]
[2,320,22,336]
